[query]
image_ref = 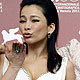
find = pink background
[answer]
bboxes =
[0,0,80,47]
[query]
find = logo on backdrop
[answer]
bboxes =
[0,2,2,13]
[1,28,23,45]
[51,0,80,13]
[51,0,78,2]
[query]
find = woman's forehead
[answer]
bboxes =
[21,5,45,18]
[21,5,43,14]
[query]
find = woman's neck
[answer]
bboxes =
[27,40,48,59]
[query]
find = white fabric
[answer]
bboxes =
[3,57,68,80]
[57,39,80,80]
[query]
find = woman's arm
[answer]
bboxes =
[0,42,26,80]
[0,54,4,79]
[0,54,21,80]
[65,60,75,80]
[0,65,20,80]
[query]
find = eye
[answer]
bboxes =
[19,20,26,23]
[32,19,40,23]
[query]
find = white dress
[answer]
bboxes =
[2,57,68,80]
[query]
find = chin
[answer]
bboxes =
[24,39,35,45]
[24,37,46,45]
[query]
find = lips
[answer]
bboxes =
[23,33,32,38]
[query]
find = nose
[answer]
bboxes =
[24,22,31,31]
[24,27,31,31]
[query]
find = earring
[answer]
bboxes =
[48,33,51,38]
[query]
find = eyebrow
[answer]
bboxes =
[31,15,40,18]
[20,15,26,18]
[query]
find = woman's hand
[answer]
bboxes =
[0,45,5,54]
[5,42,26,68]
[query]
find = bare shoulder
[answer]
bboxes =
[66,60,75,80]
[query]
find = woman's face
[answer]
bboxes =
[19,5,49,44]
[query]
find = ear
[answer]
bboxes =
[48,23,55,34]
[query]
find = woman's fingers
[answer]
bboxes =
[4,42,26,67]
[12,42,26,54]
[0,44,5,54]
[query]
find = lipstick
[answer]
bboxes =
[23,33,32,38]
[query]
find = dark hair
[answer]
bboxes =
[20,0,62,73]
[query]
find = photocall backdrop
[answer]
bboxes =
[0,0,80,47]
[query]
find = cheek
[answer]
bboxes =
[19,26,24,33]
[35,24,48,36]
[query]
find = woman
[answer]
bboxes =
[0,0,75,80]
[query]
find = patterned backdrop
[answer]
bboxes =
[0,0,80,47]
